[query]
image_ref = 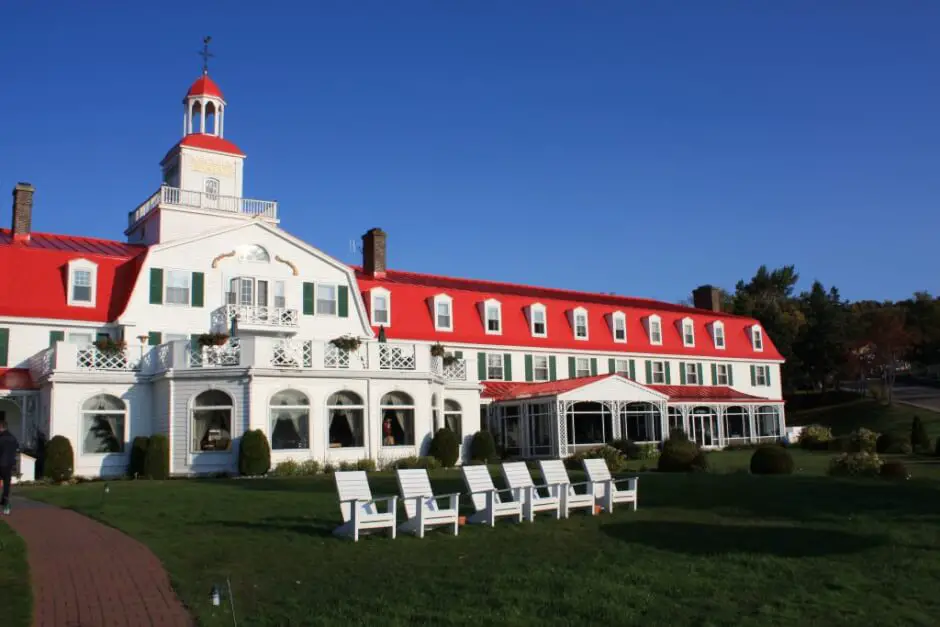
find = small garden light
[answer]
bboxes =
[210,584,221,606]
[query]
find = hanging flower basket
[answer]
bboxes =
[198,333,230,347]
[94,337,127,354]
[442,354,459,367]
[330,336,361,352]
[430,343,446,358]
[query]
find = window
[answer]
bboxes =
[166,333,188,343]
[621,402,662,442]
[434,295,453,331]
[205,177,220,199]
[713,322,726,349]
[531,304,547,337]
[715,364,729,385]
[614,359,631,376]
[574,357,591,377]
[165,270,191,305]
[380,391,415,446]
[651,361,666,384]
[269,389,309,450]
[487,353,504,380]
[191,389,233,452]
[752,327,764,351]
[317,284,338,315]
[237,244,270,262]
[273,281,286,308]
[72,270,92,302]
[573,308,588,340]
[67,259,97,307]
[328,391,364,448]
[444,399,463,438]
[754,365,769,386]
[565,401,613,446]
[371,289,390,326]
[69,332,93,346]
[612,312,626,343]
[485,301,501,334]
[756,405,780,437]
[684,362,699,385]
[648,316,663,345]
[81,394,126,454]
[682,318,695,347]
[533,355,550,381]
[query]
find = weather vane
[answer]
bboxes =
[199,36,214,75]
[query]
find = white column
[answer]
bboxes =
[199,99,206,133]
[183,110,188,136]
[218,105,224,137]
[747,406,756,443]
[716,406,725,447]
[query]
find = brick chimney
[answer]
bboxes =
[11,182,34,241]
[692,284,722,312]
[362,228,387,278]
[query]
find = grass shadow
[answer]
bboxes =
[203,517,337,538]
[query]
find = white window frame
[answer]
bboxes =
[371,287,390,327]
[651,360,666,384]
[434,294,453,332]
[755,365,769,386]
[532,355,550,381]
[67,259,98,308]
[572,307,589,341]
[611,311,627,343]
[574,357,591,377]
[165,269,192,306]
[647,315,663,346]
[715,364,729,386]
[80,394,127,455]
[484,299,502,335]
[530,303,547,338]
[712,321,726,350]
[486,353,504,380]
[681,317,695,347]
[614,358,630,376]
[684,362,699,385]
[316,283,338,316]
[752,326,764,352]
[68,331,94,346]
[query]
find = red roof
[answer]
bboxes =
[0,229,147,322]
[162,135,245,164]
[647,385,773,403]
[0,368,37,390]
[186,74,224,99]
[356,268,782,360]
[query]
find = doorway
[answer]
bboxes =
[689,407,719,448]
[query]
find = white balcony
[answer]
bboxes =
[211,305,299,334]
[128,184,278,228]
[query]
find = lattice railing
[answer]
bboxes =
[323,343,369,369]
[188,340,241,367]
[271,339,313,368]
[29,347,55,379]
[77,347,142,371]
[378,343,416,370]
[219,304,299,328]
[443,359,467,381]
[430,356,443,376]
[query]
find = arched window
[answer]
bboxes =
[755,405,780,438]
[380,391,415,446]
[565,401,613,446]
[327,391,364,448]
[192,390,233,452]
[724,406,750,440]
[81,394,126,454]
[205,101,217,135]
[667,407,684,436]
[621,402,661,442]
[444,399,462,438]
[269,389,309,450]
[237,244,270,262]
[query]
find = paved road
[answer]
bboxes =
[892,384,940,412]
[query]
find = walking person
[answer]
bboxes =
[0,418,19,516]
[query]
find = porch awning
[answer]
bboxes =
[648,385,779,404]
[0,368,37,390]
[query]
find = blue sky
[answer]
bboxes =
[1,2,937,303]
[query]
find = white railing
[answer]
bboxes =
[442,359,468,381]
[430,356,443,376]
[271,339,313,368]
[77,346,143,371]
[379,343,416,370]
[323,343,370,369]
[213,304,299,330]
[128,184,278,227]
[187,339,241,367]
[28,347,55,380]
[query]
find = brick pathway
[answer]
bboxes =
[5,498,192,627]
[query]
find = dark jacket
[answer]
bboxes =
[0,430,18,467]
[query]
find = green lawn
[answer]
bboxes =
[21,454,940,627]
[788,396,940,439]
[0,520,32,627]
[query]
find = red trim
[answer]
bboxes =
[186,75,224,99]
[162,135,245,164]
[0,369,37,390]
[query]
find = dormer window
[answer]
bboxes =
[647,315,663,345]
[484,300,502,334]
[681,318,695,347]
[530,303,547,337]
[573,308,589,340]
[371,288,390,326]
[752,326,764,352]
[611,312,627,343]
[712,321,726,349]
[434,294,453,331]
[67,259,97,308]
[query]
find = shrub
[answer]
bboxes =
[356,458,376,472]
[238,430,271,476]
[850,428,879,454]
[880,460,910,480]
[828,452,883,477]
[911,416,931,453]
[322,463,336,474]
[637,443,660,461]
[691,450,709,472]
[610,439,640,460]
[271,459,301,477]
[338,461,356,471]
[43,435,74,482]
[658,438,702,473]
[798,424,833,450]
[469,430,497,464]
[392,456,441,470]
[935,436,940,457]
[129,436,150,478]
[428,428,460,467]
[565,445,628,472]
[876,432,912,455]
[300,459,321,475]
[144,435,170,479]
[750,445,794,475]
[668,428,689,442]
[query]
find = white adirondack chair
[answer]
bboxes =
[500,462,562,522]
[395,469,461,538]
[333,471,398,541]
[538,459,596,518]
[461,465,524,526]
[582,458,638,513]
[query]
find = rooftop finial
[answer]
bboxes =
[199,36,214,75]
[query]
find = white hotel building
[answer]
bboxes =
[0,70,786,478]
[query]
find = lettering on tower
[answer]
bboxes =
[191,158,235,177]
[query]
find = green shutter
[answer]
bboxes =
[303,282,314,316]
[568,356,576,378]
[697,363,704,385]
[503,354,512,381]
[148,332,162,346]
[0,328,8,367]
[608,358,615,374]
[149,268,163,305]
[49,330,65,346]
[454,351,463,359]
[549,356,557,381]
[645,360,652,383]
[629,359,636,381]
[191,334,201,349]
[338,285,349,318]
[478,352,486,381]
[665,362,672,384]
[711,363,718,385]
[728,364,735,386]
[750,365,757,386]
[524,354,533,382]
[764,366,771,387]
[190,272,204,307]
[590,358,597,376]
[679,362,687,385]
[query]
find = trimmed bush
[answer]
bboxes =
[798,424,833,450]
[880,460,910,480]
[356,458,376,472]
[610,439,640,459]
[322,463,336,474]
[565,445,627,472]
[238,430,271,476]
[271,459,301,477]
[392,456,441,470]
[658,438,701,473]
[828,452,883,477]
[935,436,940,457]
[144,435,170,479]
[429,428,460,467]
[43,435,74,482]
[850,428,879,454]
[691,450,709,472]
[750,445,794,475]
[911,416,931,453]
[668,428,689,442]
[876,432,912,455]
[129,436,150,478]
[469,430,497,464]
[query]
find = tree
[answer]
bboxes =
[911,415,931,453]
[900,292,940,369]
[793,281,847,391]
[853,305,912,404]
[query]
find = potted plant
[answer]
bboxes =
[330,336,361,352]
[94,337,127,354]
[198,332,230,347]
[430,343,446,358]
[442,353,459,367]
